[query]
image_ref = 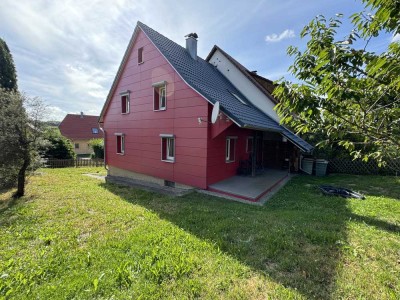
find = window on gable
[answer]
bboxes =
[115,134,125,155]
[138,47,143,64]
[246,137,253,153]
[160,134,175,162]
[120,91,130,114]
[153,81,167,111]
[92,128,99,134]
[75,143,80,149]
[226,137,237,163]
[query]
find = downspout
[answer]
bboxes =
[99,126,108,171]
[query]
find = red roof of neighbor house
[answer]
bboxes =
[59,114,103,140]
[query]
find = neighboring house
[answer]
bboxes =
[59,113,104,155]
[99,22,313,191]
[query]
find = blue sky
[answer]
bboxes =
[0,0,397,120]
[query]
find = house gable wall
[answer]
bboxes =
[103,29,209,188]
[208,49,280,122]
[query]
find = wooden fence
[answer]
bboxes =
[44,158,104,168]
[328,158,400,175]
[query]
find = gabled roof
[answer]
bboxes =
[99,21,313,153]
[206,45,278,104]
[59,114,103,140]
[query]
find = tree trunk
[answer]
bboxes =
[14,154,30,198]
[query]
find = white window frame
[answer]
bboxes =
[160,134,175,163]
[246,136,254,153]
[120,91,130,114]
[152,81,167,111]
[115,133,125,155]
[138,47,144,64]
[226,136,237,163]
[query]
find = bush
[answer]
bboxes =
[89,138,104,159]
[40,128,75,159]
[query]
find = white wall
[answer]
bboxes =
[208,50,280,123]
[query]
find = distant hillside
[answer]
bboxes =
[44,120,61,127]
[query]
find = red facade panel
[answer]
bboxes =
[104,29,208,188]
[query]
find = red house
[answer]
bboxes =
[59,113,103,156]
[99,22,313,200]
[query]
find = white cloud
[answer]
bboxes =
[265,29,295,43]
[392,33,400,43]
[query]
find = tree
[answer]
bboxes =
[41,128,75,159]
[273,0,400,164]
[0,89,46,197]
[0,38,18,91]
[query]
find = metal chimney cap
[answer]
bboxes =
[185,32,198,39]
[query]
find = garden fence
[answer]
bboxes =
[328,158,400,175]
[44,158,104,168]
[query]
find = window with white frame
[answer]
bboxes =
[120,91,130,114]
[160,134,175,162]
[152,81,167,111]
[75,143,79,149]
[115,133,125,155]
[226,137,237,162]
[246,136,254,153]
[138,47,143,64]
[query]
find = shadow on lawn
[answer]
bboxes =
[101,174,398,299]
[101,177,351,299]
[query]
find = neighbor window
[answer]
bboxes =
[246,137,254,153]
[115,133,125,155]
[152,81,167,111]
[120,91,130,114]
[160,134,175,162]
[138,47,143,64]
[92,128,99,134]
[226,137,237,162]
[75,143,79,149]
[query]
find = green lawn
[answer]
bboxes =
[0,168,399,299]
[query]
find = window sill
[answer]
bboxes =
[154,108,167,112]
[138,61,144,65]
[161,159,175,163]
[225,160,235,163]
[121,112,130,115]
[117,152,125,156]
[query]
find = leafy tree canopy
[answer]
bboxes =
[0,38,18,90]
[274,0,400,164]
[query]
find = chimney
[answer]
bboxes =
[80,111,84,118]
[185,33,198,60]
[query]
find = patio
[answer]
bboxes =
[208,169,290,202]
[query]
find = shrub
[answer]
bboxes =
[89,138,104,159]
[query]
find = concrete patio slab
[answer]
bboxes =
[208,169,290,202]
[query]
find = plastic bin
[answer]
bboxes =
[315,159,328,176]
[301,158,314,175]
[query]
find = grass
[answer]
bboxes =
[0,168,399,299]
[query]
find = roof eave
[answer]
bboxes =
[99,23,141,123]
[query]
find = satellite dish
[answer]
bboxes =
[211,102,220,124]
